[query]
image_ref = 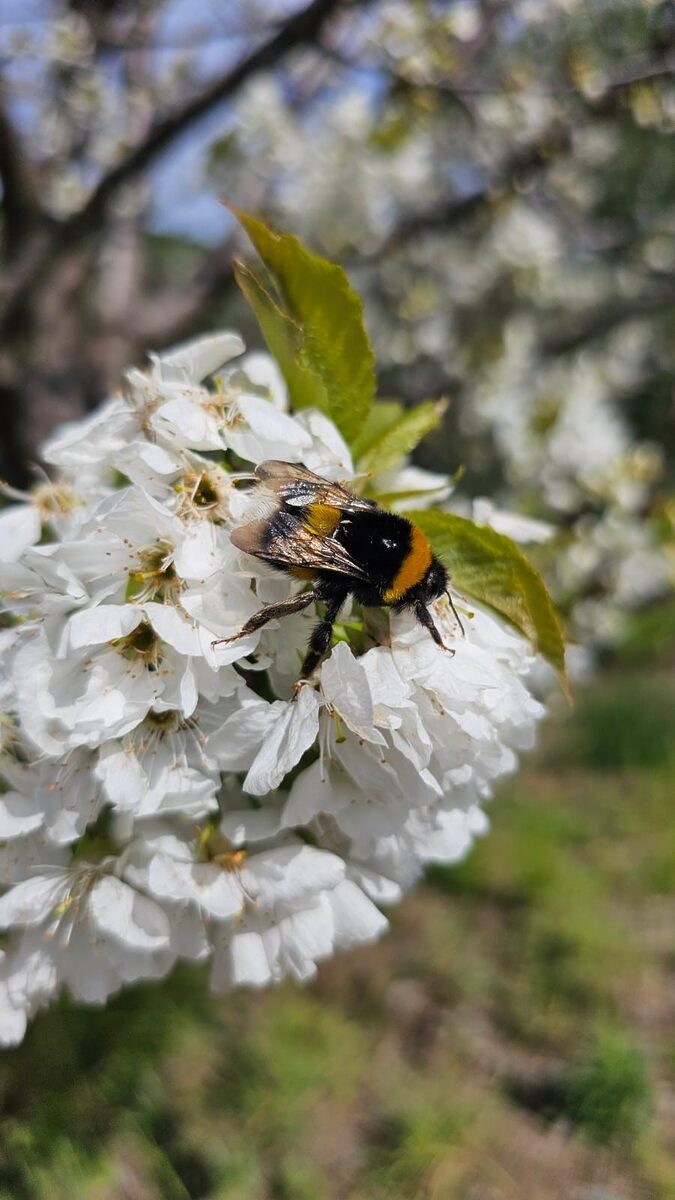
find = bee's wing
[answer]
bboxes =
[255,460,374,513]
[230,508,370,581]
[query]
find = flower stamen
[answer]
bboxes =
[126,540,180,604]
[111,620,162,670]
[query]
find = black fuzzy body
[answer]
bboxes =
[329,508,414,606]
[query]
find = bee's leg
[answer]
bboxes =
[415,603,455,656]
[298,589,348,680]
[211,590,317,647]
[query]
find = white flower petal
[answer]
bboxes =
[320,642,385,744]
[237,394,312,447]
[0,505,42,562]
[173,522,222,582]
[0,875,67,929]
[64,605,143,650]
[235,352,287,409]
[147,855,243,919]
[219,808,282,846]
[155,332,245,383]
[473,498,555,543]
[240,844,344,910]
[0,792,44,839]
[89,876,170,950]
[142,602,202,655]
[214,927,271,988]
[154,394,224,449]
[0,981,27,1045]
[328,880,389,947]
[243,687,321,795]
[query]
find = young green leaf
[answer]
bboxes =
[233,210,375,445]
[233,261,325,413]
[350,400,403,461]
[357,400,446,477]
[406,509,569,695]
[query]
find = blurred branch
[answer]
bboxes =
[389,50,675,98]
[0,0,353,329]
[365,126,571,259]
[74,0,346,211]
[543,287,675,355]
[593,49,675,93]
[359,34,675,265]
[96,213,144,327]
[0,87,45,256]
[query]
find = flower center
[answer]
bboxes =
[174,469,230,521]
[111,620,162,670]
[126,539,180,604]
[0,479,79,524]
[144,708,182,731]
[33,481,79,520]
[51,861,107,924]
[195,824,247,872]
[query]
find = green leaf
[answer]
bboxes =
[233,210,376,446]
[350,400,403,461]
[357,400,446,477]
[233,262,324,412]
[406,509,569,695]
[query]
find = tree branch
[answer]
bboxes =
[362,125,571,260]
[0,0,353,327]
[542,287,675,356]
[66,0,348,241]
[344,32,675,264]
[0,89,45,256]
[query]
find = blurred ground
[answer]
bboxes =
[1,607,674,1200]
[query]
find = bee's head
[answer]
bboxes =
[412,554,448,605]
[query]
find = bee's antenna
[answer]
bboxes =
[445,589,465,638]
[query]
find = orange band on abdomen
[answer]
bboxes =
[382,526,433,602]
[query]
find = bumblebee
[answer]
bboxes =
[216,460,461,679]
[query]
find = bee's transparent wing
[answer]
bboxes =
[255,460,375,513]
[230,508,369,580]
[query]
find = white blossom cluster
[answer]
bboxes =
[463,317,671,645]
[0,332,546,1045]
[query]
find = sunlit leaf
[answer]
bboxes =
[350,400,403,461]
[233,261,324,412]
[357,400,446,476]
[407,509,569,695]
[233,210,375,446]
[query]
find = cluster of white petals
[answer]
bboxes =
[0,332,546,1044]
[463,319,671,645]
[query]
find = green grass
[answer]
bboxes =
[1,658,674,1199]
[563,679,675,770]
[566,1024,652,1145]
[617,595,675,663]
